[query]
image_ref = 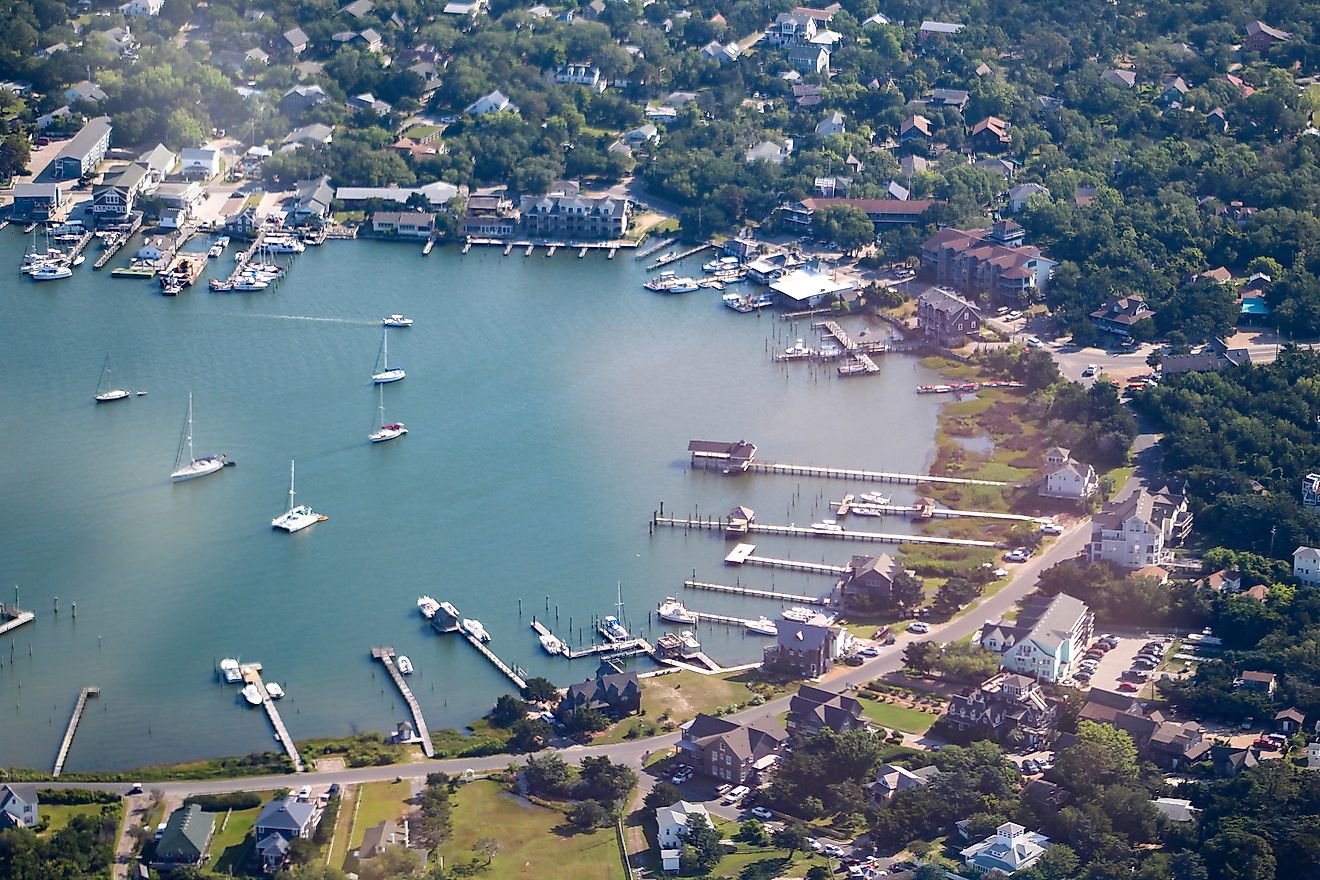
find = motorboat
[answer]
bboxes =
[371,327,406,383]
[219,658,242,683]
[600,615,629,642]
[271,460,327,532]
[30,262,72,281]
[94,354,132,402]
[662,277,700,293]
[263,236,305,254]
[679,630,702,653]
[723,292,753,312]
[850,507,884,517]
[417,596,441,619]
[462,619,492,642]
[811,519,844,533]
[170,394,227,482]
[397,656,414,675]
[368,384,407,443]
[745,616,778,636]
[539,632,563,654]
[702,255,740,273]
[781,606,817,624]
[265,682,285,699]
[859,492,891,505]
[241,684,263,705]
[658,596,698,625]
[71,255,85,267]
[382,314,414,327]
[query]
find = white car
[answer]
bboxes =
[823,843,847,857]
[1081,364,1097,377]
[908,621,930,634]
[751,806,774,820]
[723,785,750,804]
[1026,336,1043,348]
[1040,522,1063,535]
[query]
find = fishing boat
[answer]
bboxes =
[643,270,677,291]
[382,314,414,328]
[702,255,741,273]
[745,616,778,636]
[368,384,407,443]
[136,390,148,396]
[265,682,285,699]
[218,658,242,683]
[781,606,817,623]
[462,619,492,642]
[171,393,227,482]
[811,519,843,534]
[782,338,815,359]
[397,656,414,674]
[263,235,305,254]
[417,595,441,619]
[241,684,263,705]
[30,262,72,281]
[93,355,131,403]
[601,615,629,641]
[71,254,85,267]
[723,292,754,313]
[371,327,406,384]
[661,277,700,293]
[850,506,884,517]
[658,596,698,625]
[539,632,563,654]
[271,460,328,532]
[916,384,954,394]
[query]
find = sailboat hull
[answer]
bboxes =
[369,425,407,443]
[372,370,405,384]
[171,456,227,481]
[94,390,131,402]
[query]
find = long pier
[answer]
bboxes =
[745,460,1009,488]
[723,543,849,575]
[241,663,305,772]
[648,242,714,270]
[0,607,35,637]
[93,216,143,269]
[565,637,652,660]
[635,237,676,260]
[52,687,99,778]
[684,579,830,604]
[835,499,1040,523]
[653,515,1000,547]
[371,647,435,758]
[464,634,527,689]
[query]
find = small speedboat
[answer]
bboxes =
[265,682,285,699]
[463,619,492,643]
[136,390,148,396]
[30,262,72,281]
[811,519,843,534]
[859,492,891,505]
[382,314,414,327]
[397,656,414,674]
[417,596,441,619]
[71,255,85,267]
[658,596,698,625]
[539,632,563,654]
[746,616,778,636]
[219,658,242,683]
[241,683,262,705]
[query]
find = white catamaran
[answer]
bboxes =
[170,393,227,481]
[368,383,407,443]
[93,355,131,403]
[271,460,327,532]
[371,327,406,384]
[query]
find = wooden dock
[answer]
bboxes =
[0,608,35,637]
[635,237,676,260]
[838,353,881,376]
[93,216,143,269]
[745,460,1010,488]
[676,606,773,629]
[653,515,1000,547]
[241,663,305,772]
[834,500,1040,523]
[371,647,435,758]
[723,544,848,575]
[52,687,99,778]
[684,579,830,604]
[565,637,652,660]
[464,634,527,689]
[648,242,714,270]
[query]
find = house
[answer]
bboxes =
[36,42,69,58]
[342,0,374,17]
[1160,337,1254,374]
[281,84,330,117]
[465,90,517,115]
[900,114,933,143]
[767,12,818,47]
[0,785,38,829]
[916,287,981,344]
[781,197,938,231]
[1007,183,1049,212]
[1236,670,1277,696]
[919,21,964,43]
[50,116,112,180]
[1023,779,1071,809]
[1088,488,1192,568]
[283,27,309,54]
[152,805,214,869]
[842,553,907,608]
[787,684,863,736]
[1244,20,1291,52]
[288,176,334,225]
[443,0,487,15]
[961,823,1049,875]
[977,593,1093,683]
[518,193,629,240]
[1196,569,1242,592]
[372,211,435,237]
[1089,296,1154,337]
[745,139,793,164]
[283,124,334,150]
[926,88,970,110]
[1293,546,1320,586]
[1224,73,1255,97]
[1304,473,1320,509]
[354,28,384,52]
[93,162,150,220]
[555,63,606,90]
[1039,446,1098,501]
[789,44,829,74]
[37,105,72,129]
[559,664,640,718]
[689,438,759,471]
[871,763,939,802]
[970,116,1011,151]
[179,148,221,180]
[1212,745,1258,777]
[1157,76,1190,108]
[1152,798,1199,823]
[95,26,139,56]
[702,41,742,64]
[10,183,62,222]
[1276,707,1305,734]
[461,193,519,237]
[254,796,320,873]
[1078,690,1209,769]
[945,673,1059,748]
[358,820,403,859]
[656,801,711,872]
[901,155,931,175]
[347,93,391,115]
[815,111,845,136]
[65,80,107,105]
[154,182,205,220]
[336,181,460,211]
[625,124,659,146]
[1101,69,1137,89]
[792,83,823,107]
[1308,742,1320,769]
[224,207,261,239]
[768,261,858,309]
[119,0,163,16]
[678,713,785,783]
[763,618,841,677]
[136,144,177,186]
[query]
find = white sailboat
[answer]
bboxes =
[93,355,131,402]
[170,393,227,481]
[368,383,407,443]
[271,460,327,532]
[371,327,405,384]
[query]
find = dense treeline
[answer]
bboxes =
[0,811,118,880]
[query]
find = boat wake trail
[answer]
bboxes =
[235,313,375,325]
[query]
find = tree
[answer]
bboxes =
[813,204,875,253]
[509,718,552,752]
[1202,829,1276,880]
[772,823,810,857]
[574,756,637,807]
[1054,721,1138,796]
[474,836,500,866]
[566,799,611,830]
[679,814,723,871]
[490,693,529,728]
[287,838,318,866]
[738,819,770,846]
[644,782,684,811]
[521,676,559,703]
[806,867,832,880]
[903,640,940,674]
[524,753,571,797]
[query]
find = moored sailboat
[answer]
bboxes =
[171,393,227,481]
[93,355,131,403]
[371,327,406,383]
[271,460,327,532]
[368,384,407,443]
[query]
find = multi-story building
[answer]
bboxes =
[944,672,1059,748]
[978,593,1093,683]
[763,619,843,677]
[92,162,149,221]
[916,287,982,344]
[1294,546,1320,586]
[518,194,629,240]
[782,197,938,232]
[920,222,1055,301]
[786,684,864,737]
[1089,296,1155,337]
[51,116,112,179]
[1038,446,1098,501]
[678,713,785,783]
[1088,487,1192,569]
[960,823,1050,876]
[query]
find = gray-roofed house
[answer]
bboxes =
[1157,76,1190,107]
[678,713,785,783]
[788,44,829,74]
[1088,487,1191,568]
[559,664,641,718]
[152,805,215,869]
[347,93,392,115]
[745,138,793,164]
[51,116,112,179]
[961,823,1050,875]
[137,144,177,185]
[180,148,221,180]
[1152,798,1199,822]
[288,176,334,225]
[1101,69,1136,89]
[281,84,330,117]
[842,553,907,609]
[764,619,839,677]
[254,796,320,873]
[815,110,845,136]
[357,820,403,858]
[919,20,964,43]
[11,183,62,222]
[465,90,518,116]
[93,162,150,219]
[977,592,1093,683]
[355,28,383,52]
[65,80,107,105]
[0,784,38,829]
[926,88,969,110]
[916,287,980,344]
[787,684,864,736]
[871,763,939,802]
[282,123,334,149]
[945,672,1059,748]
[518,193,629,240]
[342,0,374,17]
[1039,446,1098,501]
[283,27,309,54]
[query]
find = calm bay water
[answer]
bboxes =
[0,232,946,771]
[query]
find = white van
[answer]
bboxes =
[722,785,750,805]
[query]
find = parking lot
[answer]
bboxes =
[1072,634,1172,695]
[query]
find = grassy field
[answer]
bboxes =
[39,803,108,835]
[326,785,359,868]
[349,780,415,849]
[596,670,778,745]
[402,123,441,139]
[707,820,831,879]
[857,697,938,734]
[437,781,622,880]
[208,806,261,874]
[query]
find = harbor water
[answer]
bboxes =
[0,233,949,771]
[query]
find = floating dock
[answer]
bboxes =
[0,607,35,637]
[723,544,849,576]
[635,237,676,260]
[241,663,305,772]
[52,687,99,778]
[371,647,435,758]
[565,637,652,660]
[653,514,1000,547]
[684,578,830,604]
[838,353,881,376]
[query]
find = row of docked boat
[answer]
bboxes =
[655,596,835,637]
[916,380,1026,394]
[644,270,701,293]
[722,291,773,312]
[217,658,287,705]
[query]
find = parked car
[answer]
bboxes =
[908,621,930,634]
[823,843,847,858]
[1073,671,1092,682]
[809,838,825,853]
[750,806,774,820]
[844,654,865,666]
[860,646,880,657]
[723,785,750,804]
[1040,522,1064,535]
[1122,670,1149,682]
[1023,759,1041,774]
[1253,737,1280,750]
[1118,682,1140,692]
[1081,364,1097,377]
[1026,336,1043,348]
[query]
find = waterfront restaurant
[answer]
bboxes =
[769,261,858,308]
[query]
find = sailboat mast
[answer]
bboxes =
[382,328,389,369]
[377,383,385,423]
[288,460,297,510]
[184,392,195,464]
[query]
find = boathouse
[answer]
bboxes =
[688,439,757,473]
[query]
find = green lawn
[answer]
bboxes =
[208,806,260,874]
[706,821,830,879]
[437,781,622,880]
[858,697,938,734]
[596,670,778,744]
[349,780,415,848]
[39,803,106,835]
[402,123,441,139]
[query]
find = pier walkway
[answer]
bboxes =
[241,663,305,772]
[835,498,1040,523]
[838,353,881,376]
[723,544,849,576]
[653,515,1000,548]
[648,242,713,270]
[371,647,435,758]
[93,216,143,269]
[745,460,1009,488]
[565,637,652,660]
[635,237,676,260]
[465,634,527,689]
[52,687,99,778]
[684,579,829,604]
[0,607,35,637]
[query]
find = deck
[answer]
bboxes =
[0,608,35,637]
[745,460,1010,487]
[371,647,436,758]
[835,497,1040,523]
[52,687,99,778]
[241,663,305,772]
[722,544,849,576]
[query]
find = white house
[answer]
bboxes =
[977,592,1093,683]
[119,0,163,17]
[1294,546,1320,586]
[1007,182,1050,212]
[745,138,793,164]
[1307,742,1320,769]
[0,785,39,829]
[1088,488,1192,569]
[960,822,1049,875]
[815,110,845,136]
[465,90,518,115]
[554,63,606,91]
[655,801,711,872]
[179,148,221,180]
[1039,446,1098,501]
[701,41,742,64]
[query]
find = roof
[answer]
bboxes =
[283,27,309,47]
[14,182,60,198]
[1240,670,1276,684]
[359,819,400,854]
[683,713,785,761]
[157,805,214,859]
[0,784,37,806]
[655,800,709,832]
[1246,20,1290,41]
[796,197,936,216]
[769,263,857,303]
[920,20,964,34]
[1090,296,1153,326]
[1152,797,1198,822]
[918,286,980,316]
[256,797,316,834]
[1277,707,1305,723]
[55,116,112,164]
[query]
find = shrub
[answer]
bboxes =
[184,792,262,811]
